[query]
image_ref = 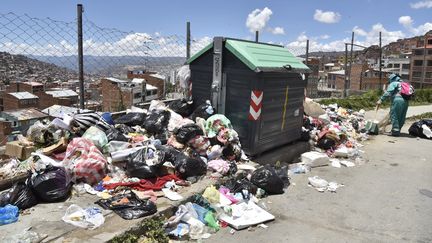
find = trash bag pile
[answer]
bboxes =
[0,99,250,226]
[163,163,288,240]
[408,119,432,139]
[294,100,369,176]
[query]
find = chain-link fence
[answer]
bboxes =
[0,11,212,85]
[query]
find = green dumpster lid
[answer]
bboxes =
[187,38,311,73]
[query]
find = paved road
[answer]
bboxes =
[204,124,432,243]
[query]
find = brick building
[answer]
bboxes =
[0,120,12,145]
[2,92,39,111]
[410,31,432,88]
[127,70,165,98]
[38,89,79,109]
[1,108,48,135]
[5,81,44,94]
[327,70,345,90]
[101,78,140,112]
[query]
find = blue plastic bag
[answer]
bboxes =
[0,204,19,225]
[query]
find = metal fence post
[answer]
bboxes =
[344,43,348,97]
[379,31,382,92]
[305,39,309,65]
[77,4,85,109]
[255,31,259,42]
[348,32,354,90]
[186,21,191,60]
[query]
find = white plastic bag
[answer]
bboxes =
[177,65,190,89]
[62,204,104,230]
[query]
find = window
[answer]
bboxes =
[146,91,151,96]
[412,71,422,78]
[393,63,400,68]
[387,64,393,68]
[152,90,157,95]
[133,93,141,99]
[428,50,432,55]
[414,60,423,66]
[428,60,432,66]
[402,64,410,69]
[414,49,424,55]
[428,39,432,45]
[426,72,432,79]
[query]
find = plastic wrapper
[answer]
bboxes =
[30,166,71,202]
[26,120,54,145]
[114,112,147,127]
[205,114,233,138]
[96,192,157,220]
[62,204,105,229]
[82,126,108,150]
[250,165,289,195]
[143,110,171,134]
[0,204,19,225]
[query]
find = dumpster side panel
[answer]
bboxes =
[255,72,306,154]
[190,50,213,106]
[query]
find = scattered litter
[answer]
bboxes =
[308,176,343,193]
[330,159,341,168]
[340,160,355,167]
[162,188,184,201]
[301,151,329,167]
[62,204,105,229]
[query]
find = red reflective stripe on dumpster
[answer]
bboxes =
[249,90,263,121]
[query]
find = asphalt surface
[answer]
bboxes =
[204,123,432,243]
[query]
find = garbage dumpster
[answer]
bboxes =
[188,37,311,156]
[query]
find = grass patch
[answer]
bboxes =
[110,216,169,243]
[318,89,432,111]
[408,112,432,121]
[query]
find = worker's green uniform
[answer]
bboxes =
[379,75,409,136]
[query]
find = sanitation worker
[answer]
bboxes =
[376,73,409,136]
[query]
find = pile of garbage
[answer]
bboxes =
[0,99,250,228]
[409,119,432,139]
[164,163,289,240]
[292,99,371,191]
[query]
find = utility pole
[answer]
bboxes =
[186,21,191,60]
[305,39,309,65]
[344,43,348,98]
[348,32,354,90]
[379,31,382,92]
[77,4,85,109]
[255,31,259,42]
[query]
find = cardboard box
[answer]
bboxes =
[5,141,35,160]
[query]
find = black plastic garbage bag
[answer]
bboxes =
[300,129,311,141]
[190,101,214,120]
[0,182,38,210]
[114,112,147,127]
[317,137,336,150]
[154,129,169,145]
[116,124,135,134]
[96,192,157,220]
[105,127,128,142]
[143,110,171,134]
[126,148,165,179]
[168,99,194,117]
[30,166,71,202]
[174,152,207,178]
[250,165,289,195]
[223,178,257,198]
[173,124,203,144]
[155,145,181,163]
[409,119,432,139]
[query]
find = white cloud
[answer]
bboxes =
[320,34,330,39]
[246,7,273,33]
[268,26,285,35]
[398,16,413,28]
[353,26,367,36]
[313,9,341,24]
[410,0,432,9]
[398,15,432,35]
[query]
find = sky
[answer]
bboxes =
[1,0,432,55]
